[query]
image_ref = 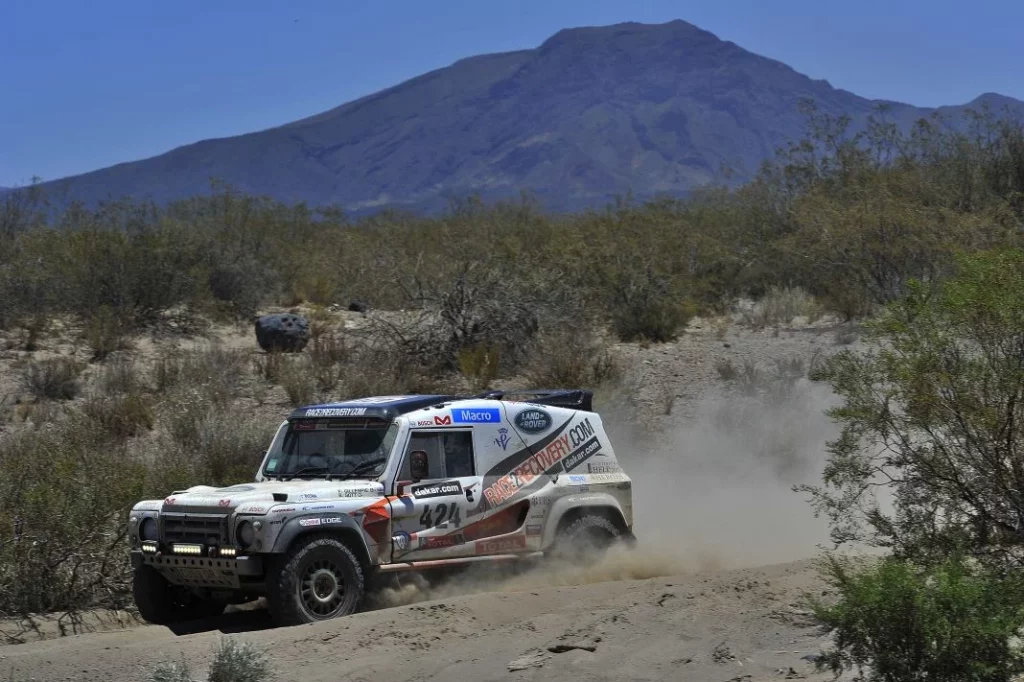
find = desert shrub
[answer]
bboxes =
[458,343,501,391]
[279,357,318,407]
[206,257,269,320]
[98,353,143,395]
[155,345,247,408]
[150,660,193,682]
[714,357,739,381]
[803,249,1024,566]
[810,554,1024,682]
[0,416,149,629]
[522,328,619,389]
[252,351,284,383]
[18,357,84,401]
[207,638,271,682]
[741,286,823,328]
[80,392,155,441]
[151,639,271,682]
[85,305,131,361]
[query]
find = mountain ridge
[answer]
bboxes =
[23,19,1024,214]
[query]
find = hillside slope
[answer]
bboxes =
[34,20,1024,213]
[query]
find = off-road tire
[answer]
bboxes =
[549,514,621,564]
[265,534,365,627]
[132,565,224,625]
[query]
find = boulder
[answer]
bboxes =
[254,313,310,352]
[348,300,369,313]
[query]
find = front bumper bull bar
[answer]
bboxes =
[131,549,264,589]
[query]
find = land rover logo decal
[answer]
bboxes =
[515,408,551,434]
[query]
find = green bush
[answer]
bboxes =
[811,554,1024,682]
[150,639,271,682]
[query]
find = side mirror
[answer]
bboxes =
[409,450,429,482]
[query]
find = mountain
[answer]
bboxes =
[29,20,1024,214]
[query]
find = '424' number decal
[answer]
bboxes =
[420,502,461,528]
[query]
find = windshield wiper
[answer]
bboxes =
[282,466,330,481]
[339,458,386,478]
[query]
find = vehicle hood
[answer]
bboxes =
[152,479,385,514]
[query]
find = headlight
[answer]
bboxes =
[139,517,158,542]
[236,521,255,548]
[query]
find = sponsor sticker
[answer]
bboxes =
[484,433,573,507]
[494,427,512,451]
[567,475,587,484]
[411,480,464,498]
[393,530,411,550]
[434,415,452,425]
[475,536,527,554]
[299,516,343,527]
[305,407,367,417]
[218,499,232,507]
[343,487,379,497]
[587,462,620,474]
[515,408,552,434]
[303,504,334,511]
[563,437,601,471]
[419,534,464,549]
[526,524,543,535]
[164,497,176,505]
[452,408,501,424]
[298,493,318,500]
[217,485,256,492]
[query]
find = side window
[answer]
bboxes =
[441,431,474,477]
[399,430,476,480]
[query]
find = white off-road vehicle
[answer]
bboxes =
[128,389,634,627]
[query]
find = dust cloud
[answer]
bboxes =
[372,372,841,609]
[615,376,840,571]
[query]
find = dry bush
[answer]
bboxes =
[252,350,284,383]
[85,305,131,361]
[18,357,84,401]
[80,392,155,441]
[153,345,247,407]
[742,286,824,329]
[458,343,501,391]
[522,328,620,390]
[97,353,143,395]
[0,416,149,632]
[714,357,739,381]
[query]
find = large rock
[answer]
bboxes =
[254,313,310,352]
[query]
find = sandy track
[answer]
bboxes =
[2,557,836,682]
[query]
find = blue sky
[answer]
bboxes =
[1,0,1021,187]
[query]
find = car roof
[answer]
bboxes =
[288,389,594,422]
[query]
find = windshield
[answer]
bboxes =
[263,421,399,479]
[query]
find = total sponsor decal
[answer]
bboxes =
[418,534,464,550]
[475,536,527,554]
[299,517,343,527]
[411,480,464,499]
[452,408,501,424]
[303,405,368,417]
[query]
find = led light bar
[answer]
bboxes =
[218,547,237,557]
[172,543,203,555]
[141,541,158,553]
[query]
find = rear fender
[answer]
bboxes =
[540,492,627,549]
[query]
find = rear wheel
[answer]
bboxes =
[265,535,365,626]
[549,514,622,564]
[132,565,224,625]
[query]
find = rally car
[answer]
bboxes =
[127,389,634,627]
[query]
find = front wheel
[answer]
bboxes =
[265,535,365,627]
[132,565,224,625]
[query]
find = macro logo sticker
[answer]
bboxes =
[452,408,501,424]
[515,408,551,434]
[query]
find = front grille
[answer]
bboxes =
[160,513,229,546]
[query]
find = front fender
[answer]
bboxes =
[270,513,378,566]
[540,492,626,549]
